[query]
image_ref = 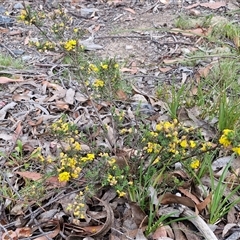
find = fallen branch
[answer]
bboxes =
[180,206,218,240]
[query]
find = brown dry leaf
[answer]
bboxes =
[2,230,18,240]
[159,67,172,73]
[152,226,168,239]
[233,36,240,48]
[94,24,101,32]
[75,92,88,102]
[178,187,201,205]
[0,76,24,84]
[116,89,127,100]
[196,193,212,212]
[27,117,43,126]
[64,88,75,105]
[0,27,9,33]
[24,36,30,45]
[163,58,183,64]
[160,192,196,209]
[34,220,60,240]
[222,223,237,237]
[12,93,31,101]
[199,1,226,9]
[123,7,136,14]
[16,171,43,181]
[197,63,214,78]
[128,202,148,227]
[172,28,211,37]
[45,176,68,188]
[227,207,238,223]
[178,221,201,240]
[171,222,187,240]
[121,61,138,74]
[82,225,104,234]
[190,86,198,96]
[15,227,32,238]
[55,100,69,110]
[185,2,199,8]
[12,121,23,144]
[42,81,64,91]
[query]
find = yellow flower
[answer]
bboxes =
[110,177,117,186]
[189,140,196,148]
[163,121,174,131]
[128,181,133,185]
[146,142,153,153]
[108,158,116,166]
[190,159,200,169]
[71,172,78,178]
[73,28,78,33]
[223,129,234,135]
[117,190,126,197]
[101,63,108,69]
[232,146,240,155]
[173,118,178,125]
[180,139,188,148]
[155,123,163,131]
[89,64,99,72]
[58,171,70,182]
[68,158,76,168]
[152,157,160,165]
[64,39,77,51]
[150,131,158,137]
[93,79,104,88]
[219,135,231,147]
[73,142,81,151]
[19,10,27,21]
[86,153,95,160]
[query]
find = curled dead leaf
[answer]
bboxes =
[33,220,60,240]
[160,192,196,209]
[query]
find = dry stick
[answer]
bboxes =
[180,206,218,240]
[0,43,17,58]
[95,35,194,46]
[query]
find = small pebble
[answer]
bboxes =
[21,55,32,61]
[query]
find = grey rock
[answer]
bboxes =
[12,50,25,56]
[13,2,24,9]
[21,55,32,61]
[0,15,14,28]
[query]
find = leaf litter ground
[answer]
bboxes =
[0,0,240,240]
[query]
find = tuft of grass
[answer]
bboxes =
[175,14,213,30]
[0,53,25,69]
[211,21,240,51]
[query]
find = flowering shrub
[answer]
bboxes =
[219,129,240,155]
[15,5,240,233]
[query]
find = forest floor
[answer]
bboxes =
[0,0,240,239]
